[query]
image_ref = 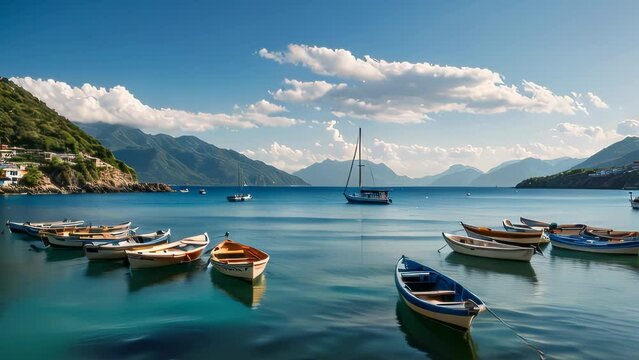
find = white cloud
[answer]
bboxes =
[587,92,609,109]
[553,122,620,141]
[617,119,639,136]
[10,77,301,133]
[260,44,588,123]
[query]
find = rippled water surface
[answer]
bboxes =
[1,187,638,359]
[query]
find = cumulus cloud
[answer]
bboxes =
[10,77,301,133]
[553,122,620,141]
[260,44,588,123]
[587,92,609,109]
[617,119,639,136]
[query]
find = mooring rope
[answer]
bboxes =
[485,306,545,359]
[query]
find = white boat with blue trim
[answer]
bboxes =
[6,219,85,237]
[84,229,172,260]
[395,256,486,331]
[549,233,639,255]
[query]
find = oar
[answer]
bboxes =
[436,243,448,253]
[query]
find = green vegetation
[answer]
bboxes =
[516,168,639,189]
[0,77,136,179]
[18,166,43,187]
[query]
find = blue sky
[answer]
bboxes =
[2,0,639,176]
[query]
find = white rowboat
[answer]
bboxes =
[442,233,535,262]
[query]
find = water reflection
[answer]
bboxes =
[444,252,538,283]
[127,262,204,292]
[550,246,639,272]
[85,260,127,278]
[395,299,477,359]
[44,248,85,262]
[210,270,266,308]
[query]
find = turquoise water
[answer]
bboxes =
[1,187,638,359]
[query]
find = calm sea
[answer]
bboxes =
[1,187,638,359]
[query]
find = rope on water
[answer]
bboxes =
[485,306,545,359]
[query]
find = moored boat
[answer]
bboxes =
[395,256,485,331]
[227,194,252,202]
[199,189,207,195]
[519,217,607,235]
[42,228,136,248]
[42,222,132,236]
[548,233,639,255]
[126,233,209,269]
[629,192,639,209]
[502,219,543,233]
[6,219,85,237]
[343,128,392,205]
[442,233,535,261]
[583,228,639,241]
[210,239,269,280]
[84,229,171,260]
[461,222,547,246]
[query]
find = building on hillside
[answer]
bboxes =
[43,151,76,164]
[0,145,16,161]
[0,164,27,186]
[84,155,112,168]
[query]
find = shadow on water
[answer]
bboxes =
[550,246,639,271]
[210,271,267,308]
[395,299,477,360]
[85,260,128,278]
[44,248,86,262]
[444,252,538,283]
[127,262,204,292]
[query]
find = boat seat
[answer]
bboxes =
[411,290,455,296]
[401,271,431,278]
[222,257,252,262]
[220,250,245,255]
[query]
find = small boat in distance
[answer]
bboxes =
[179,188,189,193]
[442,233,536,261]
[210,238,269,281]
[343,128,392,205]
[199,188,207,195]
[126,233,210,269]
[227,163,252,202]
[395,256,486,331]
[629,192,639,209]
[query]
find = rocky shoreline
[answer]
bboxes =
[0,182,173,195]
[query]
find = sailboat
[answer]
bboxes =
[227,163,252,202]
[343,128,392,204]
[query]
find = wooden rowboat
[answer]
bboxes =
[442,233,535,262]
[210,239,269,281]
[395,256,485,331]
[84,229,171,260]
[461,222,547,246]
[42,222,132,236]
[519,217,610,235]
[126,233,209,269]
[5,219,85,237]
[41,227,138,248]
[583,228,639,241]
[502,219,543,233]
[549,233,639,255]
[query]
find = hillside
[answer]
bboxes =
[470,157,583,187]
[293,159,412,186]
[516,169,639,189]
[424,165,483,186]
[80,123,308,186]
[0,77,134,176]
[571,137,639,169]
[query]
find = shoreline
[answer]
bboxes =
[0,182,173,195]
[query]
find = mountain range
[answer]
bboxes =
[293,157,583,187]
[79,123,308,186]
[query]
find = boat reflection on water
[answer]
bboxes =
[127,262,202,292]
[395,300,477,359]
[84,260,127,278]
[44,248,86,262]
[550,246,639,272]
[211,270,266,308]
[444,252,538,284]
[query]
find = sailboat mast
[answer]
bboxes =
[358,128,362,189]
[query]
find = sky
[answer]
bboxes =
[2,0,639,177]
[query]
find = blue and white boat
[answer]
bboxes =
[5,219,85,237]
[343,128,391,205]
[548,233,639,255]
[395,256,486,331]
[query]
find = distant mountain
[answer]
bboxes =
[422,165,483,186]
[80,123,308,186]
[293,159,413,186]
[571,137,639,169]
[470,157,584,187]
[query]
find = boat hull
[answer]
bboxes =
[631,200,639,209]
[211,258,269,280]
[443,234,534,262]
[399,294,477,331]
[549,234,639,255]
[461,223,545,246]
[344,193,392,204]
[127,248,206,269]
[6,220,85,237]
